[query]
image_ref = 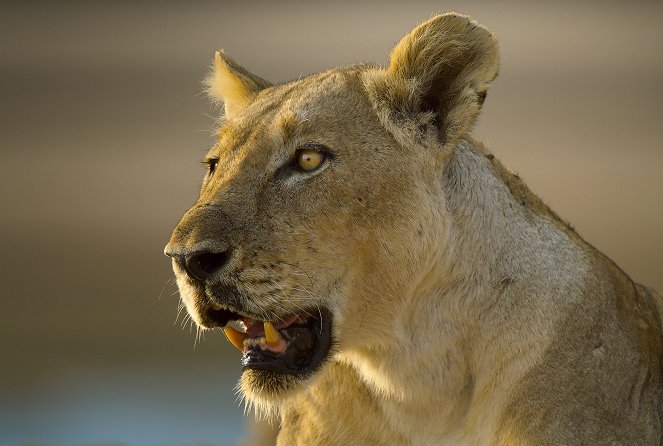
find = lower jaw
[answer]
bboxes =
[240,368,306,405]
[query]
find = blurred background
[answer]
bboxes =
[1,1,661,445]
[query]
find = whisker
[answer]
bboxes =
[281,261,314,287]
[174,301,186,326]
[157,277,177,301]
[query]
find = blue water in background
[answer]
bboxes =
[1,364,246,446]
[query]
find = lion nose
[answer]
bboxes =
[166,247,233,282]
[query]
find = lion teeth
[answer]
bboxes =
[225,321,286,351]
[263,321,281,346]
[243,336,267,347]
[223,326,247,351]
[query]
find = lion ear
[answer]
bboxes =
[366,13,499,148]
[205,51,272,118]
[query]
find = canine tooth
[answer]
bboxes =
[264,321,281,346]
[223,326,247,352]
[210,302,222,310]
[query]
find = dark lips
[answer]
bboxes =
[241,309,333,376]
[206,304,333,377]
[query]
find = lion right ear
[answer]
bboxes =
[205,51,272,118]
[364,13,499,150]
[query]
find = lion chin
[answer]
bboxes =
[166,11,663,446]
[239,370,302,412]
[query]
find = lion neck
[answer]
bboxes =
[334,137,585,443]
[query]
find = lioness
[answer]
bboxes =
[165,13,663,445]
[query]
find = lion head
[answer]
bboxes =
[165,12,498,412]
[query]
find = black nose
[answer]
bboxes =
[173,249,232,282]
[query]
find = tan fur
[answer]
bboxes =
[167,13,663,445]
[205,50,272,118]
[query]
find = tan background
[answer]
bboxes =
[1,1,661,445]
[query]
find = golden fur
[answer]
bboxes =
[166,13,663,445]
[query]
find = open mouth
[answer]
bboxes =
[206,306,333,376]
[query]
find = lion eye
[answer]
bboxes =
[206,158,219,175]
[296,149,324,171]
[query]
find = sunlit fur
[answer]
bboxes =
[205,50,271,118]
[168,12,663,445]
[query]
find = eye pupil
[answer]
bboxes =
[207,159,218,175]
[296,149,324,171]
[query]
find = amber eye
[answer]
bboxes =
[296,149,324,171]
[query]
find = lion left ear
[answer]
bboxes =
[205,51,272,118]
[364,13,499,149]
